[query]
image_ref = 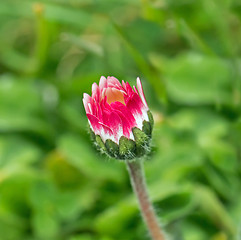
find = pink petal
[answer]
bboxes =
[100,97,113,116]
[90,101,98,116]
[92,82,100,102]
[99,122,113,135]
[83,93,92,114]
[102,109,111,127]
[113,109,134,139]
[98,122,114,143]
[134,85,148,112]
[107,76,122,88]
[108,111,123,143]
[124,82,135,104]
[92,101,103,121]
[87,113,115,143]
[110,102,137,128]
[101,108,115,134]
[126,92,148,129]
[136,77,148,108]
[110,102,138,140]
[86,113,102,134]
[101,88,107,100]
[99,76,107,90]
[88,103,93,114]
[122,80,126,91]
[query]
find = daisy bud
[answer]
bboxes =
[83,76,154,160]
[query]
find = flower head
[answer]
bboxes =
[83,76,154,159]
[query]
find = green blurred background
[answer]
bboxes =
[0,0,241,239]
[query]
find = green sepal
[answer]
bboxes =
[96,135,106,152]
[119,136,136,159]
[147,111,154,130]
[89,128,96,142]
[142,120,152,138]
[105,139,119,158]
[132,127,150,157]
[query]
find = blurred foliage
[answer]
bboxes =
[0,0,241,239]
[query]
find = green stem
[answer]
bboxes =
[126,160,166,240]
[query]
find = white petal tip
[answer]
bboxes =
[136,77,142,87]
[83,93,90,99]
[136,77,148,109]
[100,76,106,80]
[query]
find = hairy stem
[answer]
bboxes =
[126,160,166,240]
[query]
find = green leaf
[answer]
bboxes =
[57,134,125,182]
[0,136,42,180]
[194,185,236,236]
[152,52,232,105]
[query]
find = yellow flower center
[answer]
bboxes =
[105,87,125,104]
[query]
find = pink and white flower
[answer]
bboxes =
[83,76,153,159]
